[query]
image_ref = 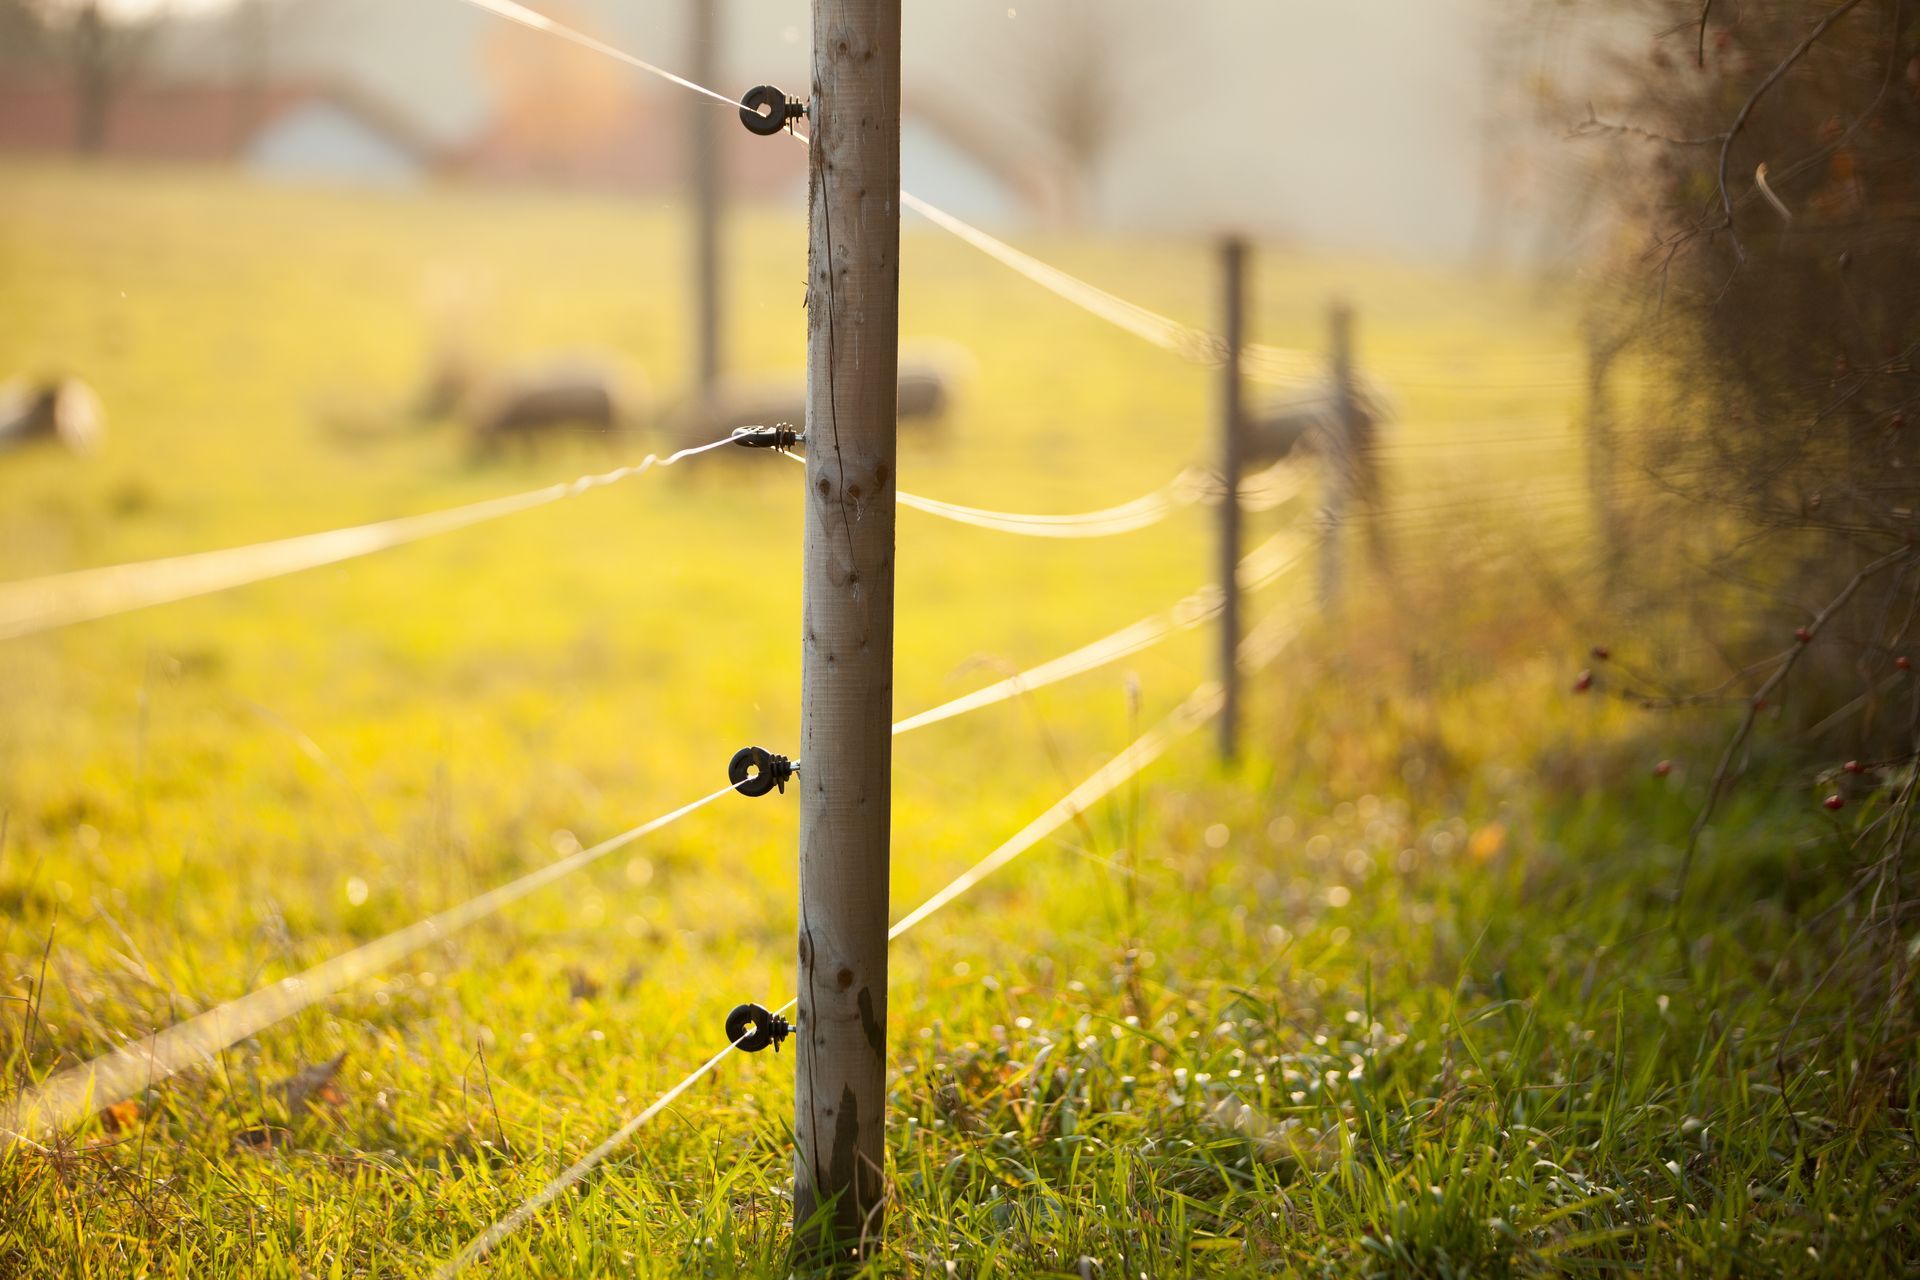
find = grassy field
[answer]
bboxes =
[0,160,1914,1277]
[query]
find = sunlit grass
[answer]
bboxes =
[0,161,1912,1276]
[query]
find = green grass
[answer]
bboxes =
[0,160,1913,1277]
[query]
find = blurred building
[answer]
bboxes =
[0,73,1038,222]
[0,0,1510,254]
[0,78,443,185]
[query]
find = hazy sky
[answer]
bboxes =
[121,0,1501,256]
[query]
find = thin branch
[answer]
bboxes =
[1716,0,1871,264]
[1569,103,1725,148]
[1673,542,1914,916]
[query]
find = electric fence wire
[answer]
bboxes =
[781,455,1305,539]
[891,529,1304,734]
[0,435,740,642]
[0,529,1309,1149]
[0,0,1611,1211]
[0,783,738,1150]
[443,0,1592,395]
[0,448,1279,639]
[904,462,1306,532]
[438,607,1305,1276]
[456,0,1612,395]
[457,0,741,107]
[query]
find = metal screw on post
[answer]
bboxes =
[738,84,806,136]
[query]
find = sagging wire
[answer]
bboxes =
[0,435,741,642]
[0,783,741,1150]
[453,0,741,108]
[431,996,798,1280]
[437,0,1328,389]
[891,530,1304,735]
[780,450,1305,539]
[449,0,1595,396]
[0,528,1310,1150]
[438,602,1307,1274]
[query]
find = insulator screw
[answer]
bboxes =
[740,85,805,136]
[731,423,802,450]
[726,1002,792,1053]
[729,746,795,797]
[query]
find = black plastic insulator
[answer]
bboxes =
[740,85,805,136]
[729,746,795,797]
[726,1002,792,1053]
[730,423,802,450]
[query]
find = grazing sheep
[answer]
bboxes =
[0,377,106,455]
[677,343,973,447]
[896,360,953,423]
[414,355,648,459]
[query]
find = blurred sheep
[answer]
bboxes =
[0,376,106,455]
[416,354,649,459]
[1242,375,1393,468]
[676,340,974,446]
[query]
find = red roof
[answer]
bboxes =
[0,77,441,165]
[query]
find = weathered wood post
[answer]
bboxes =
[1584,320,1624,595]
[1319,300,1357,610]
[1216,238,1247,762]
[689,0,723,401]
[794,0,900,1262]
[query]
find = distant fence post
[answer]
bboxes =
[689,0,722,402]
[794,0,900,1265]
[1585,321,1624,595]
[1217,238,1246,763]
[1319,300,1356,610]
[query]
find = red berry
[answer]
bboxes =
[1824,794,1845,810]
[1894,413,1907,431]
[1654,760,1672,777]
[1899,657,1913,671]
[1795,627,1812,643]
[1573,669,1594,693]
[1845,760,1865,774]
[1591,645,1611,660]
[1754,696,1768,711]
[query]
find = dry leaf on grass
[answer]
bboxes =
[98,1098,141,1134]
[272,1052,348,1114]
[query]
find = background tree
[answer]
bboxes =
[23,0,173,153]
[1569,1,1919,756]
[0,0,50,77]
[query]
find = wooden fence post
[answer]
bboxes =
[794,0,900,1263]
[689,0,722,401]
[1585,321,1624,595]
[1216,238,1246,763]
[1319,300,1356,610]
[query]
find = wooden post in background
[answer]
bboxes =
[1584,320,1624,596]
[689,0,723,402]
[1319,300,1357,610]
[1216,239,1246,763]
[795,0,900,1261]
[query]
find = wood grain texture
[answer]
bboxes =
[794,0,901,1260]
